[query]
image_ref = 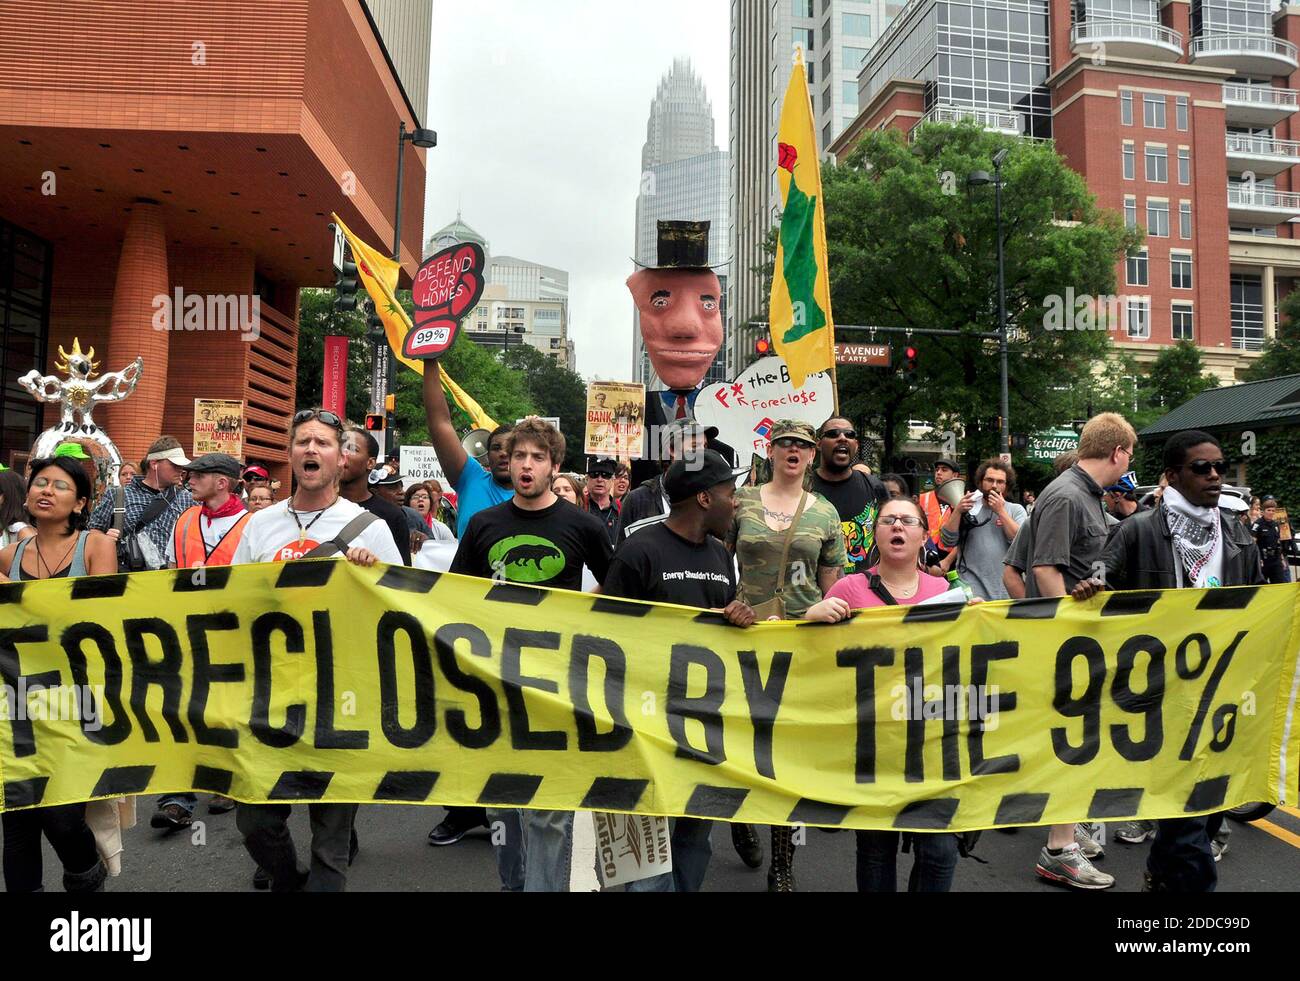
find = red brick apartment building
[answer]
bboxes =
[832,0,1300,384]
[0,0,431,482]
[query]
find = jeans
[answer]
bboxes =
[236,802,358,892]
[487,807,526,891]
[2,804,101,892]
[522,810,574,892]
[856,830,960,892]
[625,818,714,892]
[157,793,198,814]
[1149,816,1217,892]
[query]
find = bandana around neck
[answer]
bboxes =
[1162,485,1222,588]
[202,495,246,521]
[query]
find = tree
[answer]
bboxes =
[502,345,588,470]
[1244,287,1300,381]
[1138,340,1218,426]
[821,123,1142,476]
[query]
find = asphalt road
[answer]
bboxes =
[10,800,1299,892]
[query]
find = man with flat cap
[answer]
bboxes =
[152,452,252,831]
[602,448,755,891]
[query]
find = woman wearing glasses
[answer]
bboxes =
[0,448,118,893]
[805,496,966,892]
[728,419,847,892]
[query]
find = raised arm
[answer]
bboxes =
[422,361,469,489]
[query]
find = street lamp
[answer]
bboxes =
[968,146,1011,462]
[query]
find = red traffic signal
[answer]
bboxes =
[756,336,771,356]
[364,413,385,431]
[903,346,919,374]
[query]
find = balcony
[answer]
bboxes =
[1190,34,1299,76]
[1227,185,1300,225]
[1223,83,1300,127]
[1225,132,1300,176]
[1071,20,1183,62]
[914,105,1022,137]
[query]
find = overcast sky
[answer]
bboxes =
[421,0,730,381]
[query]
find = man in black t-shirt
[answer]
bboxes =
[810,417,889,575]
[603,449,755,892]
[450,418,612,893]
[340,429,411,564]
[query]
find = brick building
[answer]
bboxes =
[0,0,432,484]
[831,0,1300,385]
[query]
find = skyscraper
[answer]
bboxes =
[728,0,899,376]
[633,60,730,387]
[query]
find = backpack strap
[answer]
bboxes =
[301,512,380,559]
[112,486,126,533]
[867,573,899,606]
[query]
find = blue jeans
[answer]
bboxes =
[487,808,575,892]
[487,807,525,891]
[1149,817,1217,892]
[625,818,714,892]
[856,830,959,892]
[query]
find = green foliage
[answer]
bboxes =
[822,123,1141,471]
[1132,340,1218,432]
[502,344,587,470]
[1244,288,1300,381]
[294,289,375,424]
[1243,427,1300,509]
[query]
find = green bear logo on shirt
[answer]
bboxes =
[488,535,565,583]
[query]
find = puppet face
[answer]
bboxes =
[627,267,723,390]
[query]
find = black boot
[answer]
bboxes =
[766,826,796,892]
[64,859,107,893]
[731,823,764,869]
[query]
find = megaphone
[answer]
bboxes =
[936,478,968,509]
[461,428,491,461]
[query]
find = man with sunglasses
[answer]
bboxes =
[231,407,402,892]
[811,417,889,575]
[1072,430,1263,890]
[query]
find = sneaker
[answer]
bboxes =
[208,795,236,815]
[253,866,271,891]
[150,803,193,831]
[1211,829,1230,863]
[427,809,486,847]
[1115,820,1156,844]
[1075,823,1104,860]
[1036,844,1115,890]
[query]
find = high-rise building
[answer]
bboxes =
[834,0,1300,384]
[633,60,730,387]
[728,0,901,376]
[466,254,575,369]
[425,212,490,268]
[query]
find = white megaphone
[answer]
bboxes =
[461,428,491,461]
[936,478,968,509]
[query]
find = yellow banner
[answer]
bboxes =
[2,566,1298,831]
[769,49,836,389]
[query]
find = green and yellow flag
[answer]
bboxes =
[768,49,836,389]
[331,214,497,432]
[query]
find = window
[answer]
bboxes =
[1172,303,1194,340]
[843,46,870,70]
[1121,91,1133,126]
[1127,298,1151,339]
[843,12,871,36]
[793,28,814,52]
[1124,197,1137,229]
[1123,143,1135,180]
[1171,252,1193,289]
[1176,96,1189,131]
[1144,94,1166,128]
[1180,201,1192,239]
[1231,273,1265,350]
[1145,145,1168,182]
[843,81,858,107]
[1147,200,1170,237]
[795,0,814,16]
[1178,147,1190,185]
[1126,249,1149,287]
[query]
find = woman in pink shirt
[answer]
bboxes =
[805,496,968,892]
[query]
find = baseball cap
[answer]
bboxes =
[187,453,242,479]
[1106,470,1138,494]
[242,464,270,481]
[768,420,817,446]
[663,449,749,503]
[934,458,960,472]
[145,436,191,468]
[368,468,402,487]
[587,457,617,478]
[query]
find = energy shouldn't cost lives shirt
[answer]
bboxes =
[451,498,612,591]
[232,498,403,565]
[602,522,737,609]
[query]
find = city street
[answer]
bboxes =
[20,801,1298,893]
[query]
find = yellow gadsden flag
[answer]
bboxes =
[768,49,836,389]
[331,214,497,432]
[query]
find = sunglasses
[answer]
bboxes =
[879,514,923,527]
[1183,459,1228,476]
[772,437,814,450]
[293,409,343,430]
[821,428,857,440]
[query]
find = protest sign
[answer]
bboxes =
[193,400,243,458]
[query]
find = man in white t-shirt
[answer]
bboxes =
[233,408,401,892]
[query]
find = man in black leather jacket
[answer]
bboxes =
[1073,430,1265,892]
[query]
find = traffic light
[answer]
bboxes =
[364,413,385,431]
[334,247,360,312]
[902,345,919,375]
[755,335,771,357]
[384,393,396,414]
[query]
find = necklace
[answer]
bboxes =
[34,533,78,579]
[880,573,919,598]
[288,495,338,546]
